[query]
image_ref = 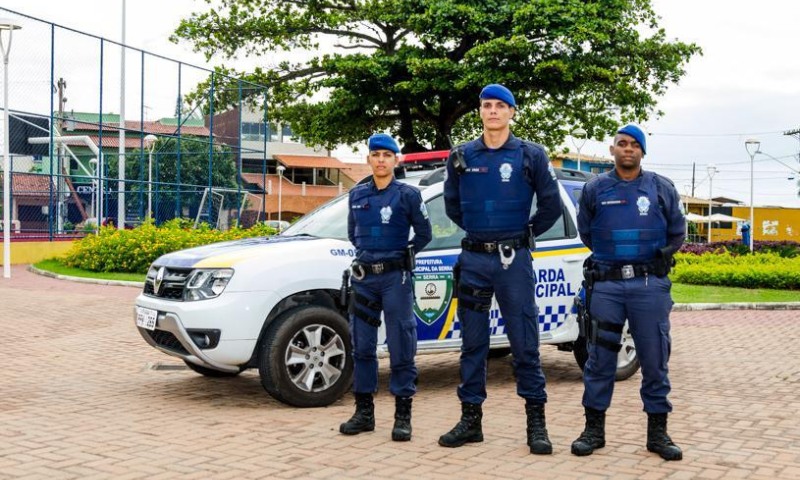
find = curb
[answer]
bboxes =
[672,302,800,311]
[26,266,800,310]
[28,265,145,288]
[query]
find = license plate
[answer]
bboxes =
[136,306,158,331]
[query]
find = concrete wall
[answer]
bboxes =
[0,240,75,265]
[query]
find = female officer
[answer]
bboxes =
[339,133,432,441]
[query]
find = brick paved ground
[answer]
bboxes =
[1,264,799,479]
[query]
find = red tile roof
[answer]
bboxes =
[275,155,347,169]
[1,173,54,198]
[69,120,210,137]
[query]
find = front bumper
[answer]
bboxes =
[134,289,281,371]
[136,311,242,373]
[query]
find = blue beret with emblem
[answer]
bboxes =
[367,133,400,154]
[617,124,647,155]
[479,84,516,108]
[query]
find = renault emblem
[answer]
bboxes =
[154,266,166,294]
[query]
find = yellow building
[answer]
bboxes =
[681,195,800,243]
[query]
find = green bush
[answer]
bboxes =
[672,251,800,290]
[62,219,276,273]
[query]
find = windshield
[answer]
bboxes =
[281,194,349,240]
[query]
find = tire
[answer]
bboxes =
[572,320,640,381]
[258,306,353,408]
[487,347,512,359]
[183,360,243,378]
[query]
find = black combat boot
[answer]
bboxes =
[339,393,375,435]
[438,402,483,447]
[571,407,606,456]
[391,396,413,441]
[646,413,683,461]
[525,403,553,455]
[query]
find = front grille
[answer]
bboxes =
[143,267,192,301]
[146,329,189,355]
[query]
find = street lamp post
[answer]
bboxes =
[571,127,587,172]
[143,134,157,220]
[744,138,760,252]
[276,165,285,230]
[706,164,718,243]
[1,18,21,279]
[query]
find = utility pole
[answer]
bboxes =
[784,127,800,165]
[691,161,696,198]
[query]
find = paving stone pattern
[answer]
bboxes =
[1,265,799,479]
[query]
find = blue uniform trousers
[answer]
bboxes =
[456,249,546,404]
[350,270,418,397]
[583,275,673,413]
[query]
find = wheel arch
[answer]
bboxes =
[246,288,343,368]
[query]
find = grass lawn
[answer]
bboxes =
[34,259,146,283]
[31,260,798,303]
[672,282,799,303]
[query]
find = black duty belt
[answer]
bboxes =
[351,259,405,280]
[594,263,658,281]
[461,237,527,253]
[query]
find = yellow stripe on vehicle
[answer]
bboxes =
[532,246,590,259]
[192,250,261,268]
[438,299,458,340]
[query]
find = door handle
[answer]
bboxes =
[562,255,585,263]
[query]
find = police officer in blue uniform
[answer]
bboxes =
[339,133,432,442]
[439,84,563,454]
[571,124,685,461]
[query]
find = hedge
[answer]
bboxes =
[62,219,276,274]
[672,251,800,290]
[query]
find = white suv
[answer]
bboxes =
[134,168,639,407]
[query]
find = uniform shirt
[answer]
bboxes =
[577,169,685,259]
[347,178,432,264]
[443,133,563,242]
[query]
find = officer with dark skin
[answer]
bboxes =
[440,84,563,454]
[572,124,685,460]
[340,133,432,441]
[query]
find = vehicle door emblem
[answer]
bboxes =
[154,266,166,295]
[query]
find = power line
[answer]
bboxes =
[650,130,788,137]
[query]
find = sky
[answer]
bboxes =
[1,0,799,207]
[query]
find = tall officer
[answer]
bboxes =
[339,133,432,441]
[439,84,563,454]
[571,124,686,460]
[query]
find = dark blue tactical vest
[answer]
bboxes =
[459,145,533,233]
[350,184,410,251]
[590,171,667,263]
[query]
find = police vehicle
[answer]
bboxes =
[134,153,639,407]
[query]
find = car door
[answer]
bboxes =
[411,187,587,352]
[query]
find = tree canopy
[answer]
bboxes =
[174,0,701,152]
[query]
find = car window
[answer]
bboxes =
[422,194,465,250]
[282,194,349,240]
[531,199,577,241]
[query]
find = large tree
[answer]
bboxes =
[174,0,700,152]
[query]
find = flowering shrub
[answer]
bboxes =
[679,240,799,257]
[672,251,800,289]
[62,219,276,273]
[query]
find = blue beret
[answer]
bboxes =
[617,124,647,154]
[479,84,516,108]
[367,133,400,154]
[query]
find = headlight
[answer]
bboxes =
[184,269,234,301]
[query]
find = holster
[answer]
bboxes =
[339,269,351,311]
[653,247,676,277]
[405,245,416,272]
[527,224,536,251]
